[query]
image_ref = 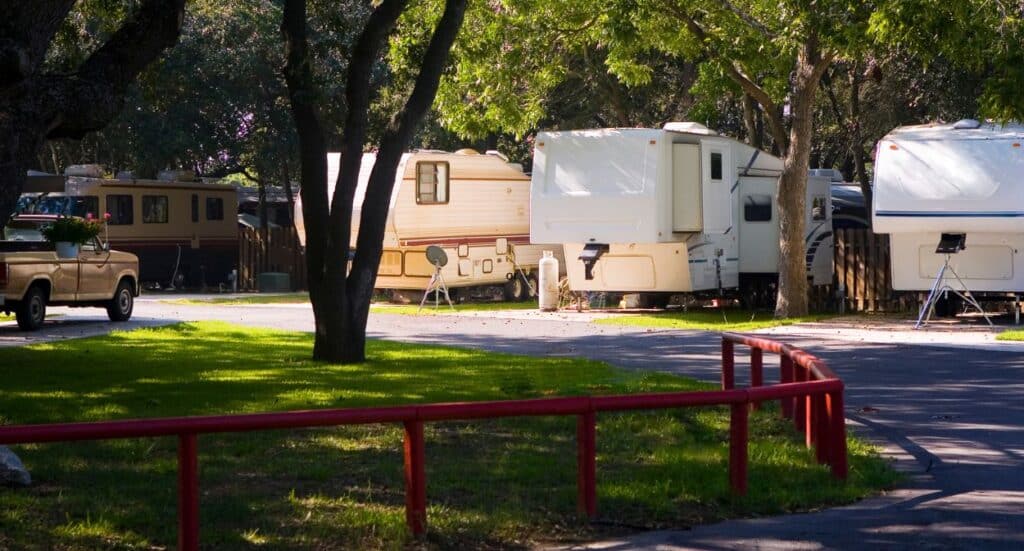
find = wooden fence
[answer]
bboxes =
[833,228,916,313]
[238,227,306,291]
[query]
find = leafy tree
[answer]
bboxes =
[282,0,468,362]
[0,0,185,227]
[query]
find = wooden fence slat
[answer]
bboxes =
[238,226,307,291]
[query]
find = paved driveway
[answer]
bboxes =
[3,299,1022,549]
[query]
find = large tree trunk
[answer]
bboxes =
[0,0,185,226]
[774,41,830,318]
[283,0,467,363]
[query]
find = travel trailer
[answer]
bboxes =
[873,120,1024,293]
[17,169,238,287]
[295,149,565,301]
[529,123,834,305]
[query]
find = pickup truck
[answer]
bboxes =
[1,215,140,331]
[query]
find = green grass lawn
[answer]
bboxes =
[996,329,1024,341]
[170,292,538,313]
[595,308,834,331]
[0,322,895,550]
[169,292,311,305]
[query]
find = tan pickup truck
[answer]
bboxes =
[1,215,140,331]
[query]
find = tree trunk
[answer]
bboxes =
[741,93,762,149]
[848,68,873,223]
[282,158,295,227]
[774,42,830,318]
[258,176,270,272]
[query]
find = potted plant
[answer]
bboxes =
[41,215,105,258]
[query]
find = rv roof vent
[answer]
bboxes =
[65,164,105,178]
[158,169,198,182]
[952,118,982,130]
[485,149,509,162]
[454,148,480,155]
[116,171,135,180]
[663,122,718,136]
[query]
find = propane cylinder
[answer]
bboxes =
[538,250,560,311]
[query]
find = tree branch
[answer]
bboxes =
[0,1,76,87]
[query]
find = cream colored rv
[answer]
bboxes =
[18,169,238,287]
[296,149,565,301]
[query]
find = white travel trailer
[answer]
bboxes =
[873,120,1024,293]
[295,149,565,300]
[530,123,834,304]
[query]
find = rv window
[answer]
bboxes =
[415,162,449,204]
[70,196,99,218]
[191,194,199,222]
[206,197,224,220]
[107,195,134,225]
[744,194,772,222]
[710,152,723,181]
[142,195,169,223]
[812,196,828,221]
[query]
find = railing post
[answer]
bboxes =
[814,393,829,464]
[806,393,816,449]
[779,355,794,419]
[750,348,763,411]
[577,411,597,518]
[403,421,427,536]
[721,339,735,390]
[827,390,849,480]
[793,363,807,433]
[729,402,748,496]
[177,433,199,551]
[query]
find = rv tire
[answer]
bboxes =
[504,273,530,302]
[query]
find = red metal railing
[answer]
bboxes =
[0,333,846,549]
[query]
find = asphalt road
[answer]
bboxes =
[2,298,1022,550]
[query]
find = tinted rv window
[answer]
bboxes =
[191,194,199,222]
[744,194,772,222]
[107,195,134,225]
[812,196,828,221]
[206,197,224,220]
[710,152,723,181]
[142,195,169,223]
[70,196,99,218]
[415,161,449,204]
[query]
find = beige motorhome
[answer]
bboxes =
[296,149,564,300]
[18,170,238,287]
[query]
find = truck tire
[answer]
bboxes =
[107,280,134,322]
[16,285,47,331]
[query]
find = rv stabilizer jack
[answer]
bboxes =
[579,244,609,280]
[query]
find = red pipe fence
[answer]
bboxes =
[0,333,847,550]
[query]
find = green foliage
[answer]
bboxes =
[39,216,104,244]
[0,322,897,548]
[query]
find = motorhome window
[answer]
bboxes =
[710,152,723,181]
[191,194,199,222]
[812,196,828,221]
[415,162,449,204]
[107,195,134,225]
[206,197,224,220]
[142,195,169,223]
[15,195,98,217]
[744,194,772,222]
[70,196,99,218]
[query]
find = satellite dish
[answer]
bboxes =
[426,245,448,267]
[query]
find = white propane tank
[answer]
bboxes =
[538,250,560,311]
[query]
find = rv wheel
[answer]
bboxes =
[503,274,530,302]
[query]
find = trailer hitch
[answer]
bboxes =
[579,244,609,280]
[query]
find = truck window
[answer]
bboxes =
[744,194,772,222]
[206,197,224,220]
[812,196,828,221]
[107,195,134,225]
[142,195,169,223]
[415,161,449,204]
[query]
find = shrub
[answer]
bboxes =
[40,215,105,244]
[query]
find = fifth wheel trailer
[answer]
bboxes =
[530,123,834,304]
[294,149,565,301]
[873,120,1024,293]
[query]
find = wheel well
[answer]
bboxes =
[26,280,51,301]
[119,275,139,296]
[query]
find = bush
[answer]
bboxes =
[40,215,104,244]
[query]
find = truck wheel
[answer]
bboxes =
[526,273,539,299]
[107,280,134,322]
[16,285,47,331]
